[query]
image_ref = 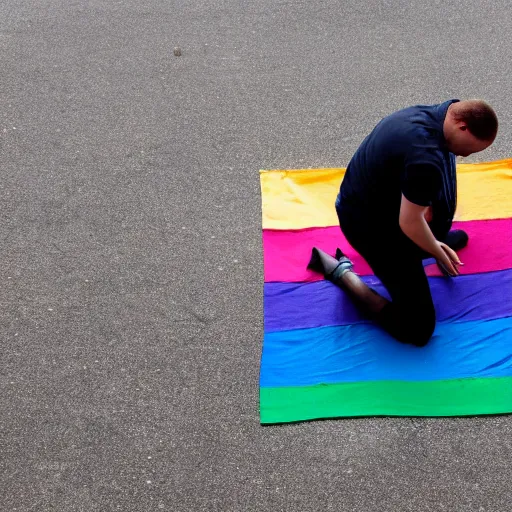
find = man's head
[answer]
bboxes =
[444,100,498,157]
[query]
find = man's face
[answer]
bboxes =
[448,124,494,157]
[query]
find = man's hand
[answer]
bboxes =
[399,195,464,276]
[435,242,464,276]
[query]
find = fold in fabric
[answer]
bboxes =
[263,218,512,283]
[260,317,512,387]
[260,159,512,230]
[264,269,512,332]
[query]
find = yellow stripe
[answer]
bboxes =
[260,159,512,230]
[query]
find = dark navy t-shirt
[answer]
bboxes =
[337,100,458,240]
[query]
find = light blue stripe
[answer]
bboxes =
[260,317,512,387]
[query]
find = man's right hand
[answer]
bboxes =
[435,242,463,276]
[399,195,463,276]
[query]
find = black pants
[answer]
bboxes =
[336,205,453,347]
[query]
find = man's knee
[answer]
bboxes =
[398,312,436,347]
[408,330,434,347]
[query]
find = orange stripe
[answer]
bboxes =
[260,159,512,230]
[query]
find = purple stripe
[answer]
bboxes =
[264,269,512,333]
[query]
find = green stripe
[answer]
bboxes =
[260,377,512,424]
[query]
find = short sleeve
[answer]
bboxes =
[401,163,442,207]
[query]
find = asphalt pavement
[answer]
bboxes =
[1,1,512,510]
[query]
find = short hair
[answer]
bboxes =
[452,100,498,141]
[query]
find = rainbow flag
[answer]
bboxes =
[259,159,512,424]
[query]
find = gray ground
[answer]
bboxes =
[1,1,511,510]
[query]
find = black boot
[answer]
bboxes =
[335,247,345,261]
[444,229,469,251]
[307,247,353,281]
[308,247,389,314]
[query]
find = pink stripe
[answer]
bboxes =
[263,219,512,283]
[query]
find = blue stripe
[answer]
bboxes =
[260,317,512,387]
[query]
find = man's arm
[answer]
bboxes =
[399,194,462,275]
